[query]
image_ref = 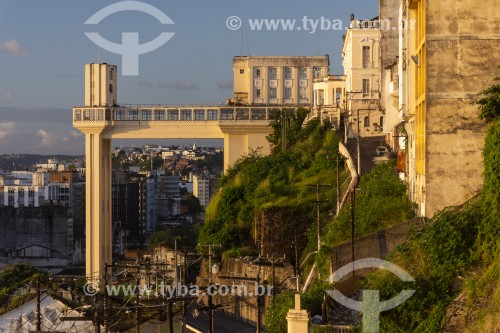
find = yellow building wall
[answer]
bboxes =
[408,0,500,217]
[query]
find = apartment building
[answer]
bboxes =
[231,56,329,105]
[193,174,210,208]
[382,0,499,217]
[342,18,384,138]
[312,74,346,129]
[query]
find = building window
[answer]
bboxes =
[240,69,244,74]
[313,67,322,79]
[109,70,113,80]
[362,79,370,98]
[299,67,307,79]
[141,110,151,120]
[269,67,277,80]
[154,110,165,120]
[83,109,95,121]
[115,110,125,120]
[109,84,113,93]
[129,110,138,120]
[194,109,205,120]
[207,109,218,120]
[256,89,261,98]
[284,87,292,100]
[362,46,371,68]
[167,109,179,121]
[364,116,370,127]
[380,116,384,127]
[180,110,192,121]
[269,87,277,99]
[299,87,307,100]
[284,67,292,80]
[255,68,261,78]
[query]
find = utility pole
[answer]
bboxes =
[350,188,356,275]
[36,275,41,332]
[357,108,361,176]
[294,234,300,291]
[135,279,141,333]
[306,184,331,251]
[218,263,264,333]
[167,301,174,333]
[103,264,109,333]
[198,244,221,333]
[337,155,341,213]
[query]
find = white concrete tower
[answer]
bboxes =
[82,63,114,284]
[85,63,117,106]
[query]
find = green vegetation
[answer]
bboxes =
[0,263,39,314]
[199,110,345,250]
[316,160,415,275]
[364,198,482,332]
[198,108,416,332]
[148,227,199,249]
[360,74,500,332]
[476,73,500,123]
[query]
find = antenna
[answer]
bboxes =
[97,27,101,64]
[239,27,243,56]
[316,29,320,56]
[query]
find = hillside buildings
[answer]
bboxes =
[342,17,385,138]
[380,0,499,217]
[312,74,346,130]
[231,56,330,105]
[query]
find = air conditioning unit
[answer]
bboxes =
[254,79,262,87]
[269,80,278,87]
[284,79,293,87]
[300,79,308,87]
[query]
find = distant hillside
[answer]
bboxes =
[0,154,84,170]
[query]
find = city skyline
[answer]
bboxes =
[0,0,377,154]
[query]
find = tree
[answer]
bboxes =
[476,73,500,122]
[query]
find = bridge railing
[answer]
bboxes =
[73,106,303,123]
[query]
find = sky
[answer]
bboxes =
[0,0,378,154]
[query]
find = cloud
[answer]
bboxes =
[3,92,13,101]
[138,80,154,88]
[159,80,198,90]
[217,79,233,89]
[0,39,29,56]
[37,129,55,146]
[70,130,83,138]
[175,80,198,90]
[0,122,14,139]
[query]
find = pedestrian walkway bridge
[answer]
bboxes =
[72,104,308,286]
[73,105,292,139]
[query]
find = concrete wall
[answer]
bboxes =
[204,257,296,328]
[0,206,72,270]
[330,218,424,275]
[423,0,500,216]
